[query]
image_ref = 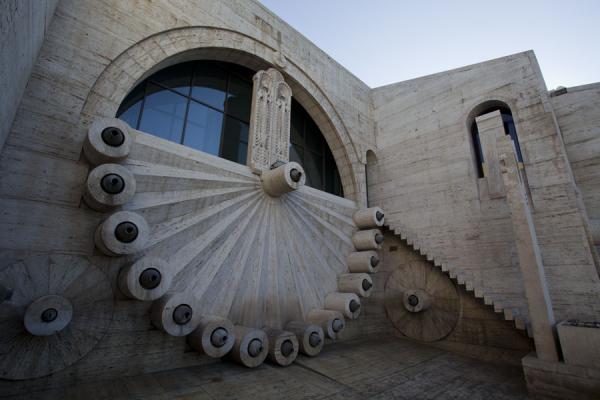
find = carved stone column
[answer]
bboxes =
[247,68,292,172]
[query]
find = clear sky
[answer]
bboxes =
[258,0,600,89]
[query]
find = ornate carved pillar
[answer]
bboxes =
[247,68,292,172]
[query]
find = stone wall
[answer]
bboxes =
[552,83,600,255]
[369,51,600,324]
[0,0,58,150]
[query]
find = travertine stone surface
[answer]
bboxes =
[498,131,559,361]
[228,326,269,368]
[188,316,236,358]
[0,255,113,380]
[551,83,600,259]
[370,51,600,324]
[476,110,506,198]
[264,328,299,366]
[0,0,58,150]
[150,292,200,337]
[556,320,600,369]
[1,0,599,395]
[285,321,325,357]
[118,257,172,301]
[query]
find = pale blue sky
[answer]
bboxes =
[258,0,600,89]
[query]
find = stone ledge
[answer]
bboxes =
[522,353,600,399]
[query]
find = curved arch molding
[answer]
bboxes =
[81,26,362,202]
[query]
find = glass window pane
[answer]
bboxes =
[183,100,224,156]
[191,63,227,111]
[138,84,187,143]
[290,107,303,144]
[306,119,323,154]
[305,151,323,189]
[290,143,303,165]
[220,116,249,164]
[150,63,193,96]
[117,82,145,128]
[119,101,142,129]
[226,74,252,122]
[325,151,336,194]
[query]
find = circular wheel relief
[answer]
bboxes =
[0,255,113,380]
[384,260,460,342]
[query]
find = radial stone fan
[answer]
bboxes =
[384,260,460,342]
[0,255,113,380]
[120,132,358,329]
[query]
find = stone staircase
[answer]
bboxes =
[387,218,532,337]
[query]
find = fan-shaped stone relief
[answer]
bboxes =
[76,113,386,370]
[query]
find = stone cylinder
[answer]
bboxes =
[403,289,431,313]
[347,251,380,273]
[353,207,385,229]
[95,211,149,256]
[352,229,384,251]
[307,309,345,340]
[261,162,305,197]
[188,316,235,358]
[118,257,171,301]
[285,321,324,357]
[83,163,136,211]
[83,118,134,165]
[325,292,361,320]
[338,273,373,298]
[150,292,199,337]
[228,326,269,368]
[24,295,73,336]
[264,328,299,366]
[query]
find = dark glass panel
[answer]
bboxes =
[324,150,337,194]
[119,101,142,129]
[305,119,323,154]
[183,100,224,156]
[138,84,186,143]
[226,74,252,122]
[290,107,303,144]
[191,63,227,111]
[471,122,485,178]
[290,143,303,165]
[220,116,249,164]
[305,151,323,189]
[117,81,146,128]
[502,113,524,163]
[150,63,193,96]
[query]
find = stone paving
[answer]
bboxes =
[7,336,529,400]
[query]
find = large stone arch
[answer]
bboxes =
[81,26,361,201]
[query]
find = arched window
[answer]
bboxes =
[470,105,524,178]
[117,60,343,196]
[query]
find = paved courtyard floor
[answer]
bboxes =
[9,336,529,399]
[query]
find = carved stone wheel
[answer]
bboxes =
[384,260,460,342]
[122,132,358,330]
[0,255,113,380]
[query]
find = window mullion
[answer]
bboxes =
[179,66,196,145]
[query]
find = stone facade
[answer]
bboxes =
[0,0,599,398]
